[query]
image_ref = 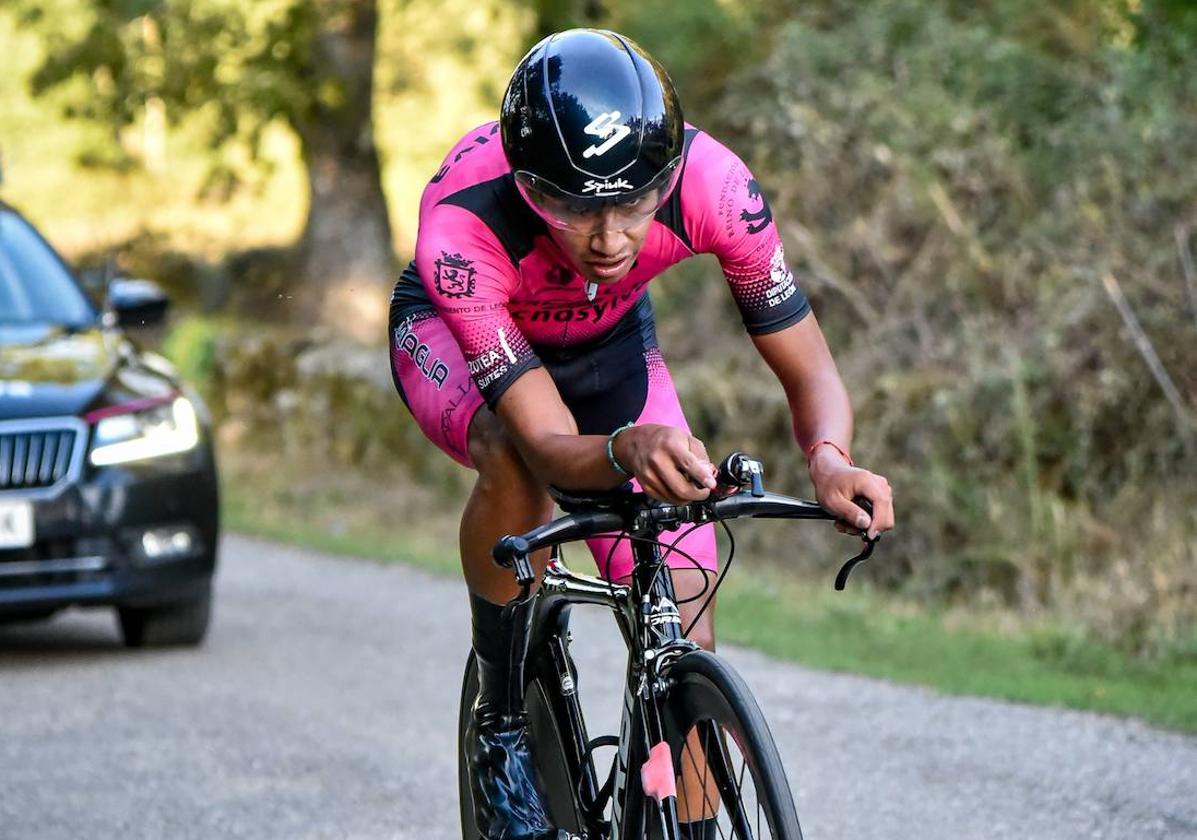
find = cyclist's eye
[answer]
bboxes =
[623,191,659,215]
[539,196,598,221]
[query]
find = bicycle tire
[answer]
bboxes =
[457,652,586,839]
[655,650,804,840]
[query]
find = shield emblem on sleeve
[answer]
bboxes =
[434,252,477,298]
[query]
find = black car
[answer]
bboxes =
[0,201,219,646]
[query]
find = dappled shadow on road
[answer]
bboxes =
[0,610,124,666]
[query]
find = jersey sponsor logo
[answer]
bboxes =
[467,349,504,375]
[717,161,750,239]
[582,111,632,159]
[466,327,522,390]
[475,363,509,390]
[392,318,450,389]
[440,380,475,462]
[765,243,797,308]
[740,177,773,235]
[434,252,477,298]
[431,124,499,183]
[582,177,634,196]
[510,281,646,325]
[511,298,614,324]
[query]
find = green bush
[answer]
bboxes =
[162,316,221,391]
[659,0,1197,655]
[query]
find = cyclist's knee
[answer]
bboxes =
[468,410,524,475]
[467,410,547,502]
[676,579,716,651]
[686,616,715,652]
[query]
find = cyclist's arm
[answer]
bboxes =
[676,131,893,536]
[494,370,715,504]
[750,312,852,457]
[752,317,895,538]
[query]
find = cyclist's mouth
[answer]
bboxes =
[585,256,631,279]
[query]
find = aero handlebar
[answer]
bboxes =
[493,452,880,591]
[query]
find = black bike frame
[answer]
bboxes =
[528,530,707,839]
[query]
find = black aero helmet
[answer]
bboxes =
[501,29,684,230]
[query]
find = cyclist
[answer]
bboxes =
[389,28,895,840]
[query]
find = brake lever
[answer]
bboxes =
[833,495,878,590]
[834,535,879,591]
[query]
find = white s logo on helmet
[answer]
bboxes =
[582,111,632,158]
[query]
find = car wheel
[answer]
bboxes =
[117,589,212,648]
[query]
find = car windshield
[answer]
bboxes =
[0,209,96,327]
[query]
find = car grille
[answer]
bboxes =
[0,419,86,494]
[0,536,112,587]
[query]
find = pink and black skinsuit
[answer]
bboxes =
[389,122,810,582]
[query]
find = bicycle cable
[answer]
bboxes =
[681,518,736,639]
[590,522,733,641]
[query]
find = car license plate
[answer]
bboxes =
[0,499,35,549]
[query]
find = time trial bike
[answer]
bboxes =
[458,452,878,839]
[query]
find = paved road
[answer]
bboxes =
[1,534,1195,840]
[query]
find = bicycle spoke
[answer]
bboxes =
[702,723,712,819]
[681,724,727,837]
[730,736,757,839]
[703,722,736,840]
[697,721,754,839]
[730,733,756,839]
[721,728,751,836]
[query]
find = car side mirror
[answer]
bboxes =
[107,278,170,328]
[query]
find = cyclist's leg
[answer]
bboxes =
[577,347,719,650]
[390,310,564,840]
[389,308,554,599]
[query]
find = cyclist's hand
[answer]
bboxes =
[809,450,895,540]
[614,423,717,504]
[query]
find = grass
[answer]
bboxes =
[219,456,461,579]
[220,466,1197,735]
[718,572,1197,733]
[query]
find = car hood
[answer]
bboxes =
[0,324,119,419]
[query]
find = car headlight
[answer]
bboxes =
[89,395,201,466]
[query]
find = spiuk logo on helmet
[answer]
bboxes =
[582,111,632,159]
[582,178,634,196]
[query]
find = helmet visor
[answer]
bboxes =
[515,157,683,235]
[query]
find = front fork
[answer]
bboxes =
[630,540,701,840]
[537,542,699,840]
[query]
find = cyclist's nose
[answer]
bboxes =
[588,223,627,256]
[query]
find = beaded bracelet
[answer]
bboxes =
[805,438,853,466]
[607,422,635,477]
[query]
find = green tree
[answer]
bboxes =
[17,0,394,331]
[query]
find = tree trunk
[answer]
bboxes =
[295,0,394,341]
[533,0,608,39]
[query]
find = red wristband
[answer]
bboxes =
[805,439,853,466]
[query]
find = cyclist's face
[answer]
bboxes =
[548,211,653,285]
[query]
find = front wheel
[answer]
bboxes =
[657,650,803,839]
